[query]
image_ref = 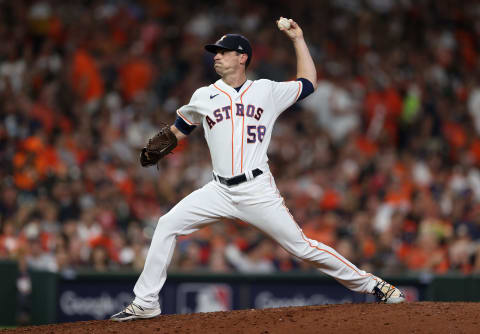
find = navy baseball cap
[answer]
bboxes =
[205,34,252,67]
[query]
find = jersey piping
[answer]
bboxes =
[177,110,201,126]
[294,81,302,102]
[239,81,254,173]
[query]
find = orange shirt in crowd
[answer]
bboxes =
[71,49,104,102]
[397,243,449,274]
[302,224,336,247]
[364,87,403,141]
[119,58,153,101]
[355,135,378,158]
[320,189,341,211]
[385,183,413,206]
[361,238,376,259]
[443,121,467,149]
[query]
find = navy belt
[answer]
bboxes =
[213,168,263,187]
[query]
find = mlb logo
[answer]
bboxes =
[177,283,232,314]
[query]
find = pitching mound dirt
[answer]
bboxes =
[2,302,479,334]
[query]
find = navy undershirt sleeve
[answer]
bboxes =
[296,78,315,101]
[174,116,196,135]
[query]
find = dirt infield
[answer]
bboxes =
[2,302,479,334]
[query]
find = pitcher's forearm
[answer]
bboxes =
[293,37,317,88]
[170,125,187,141]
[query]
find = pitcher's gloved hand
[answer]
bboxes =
[140,124,178,167]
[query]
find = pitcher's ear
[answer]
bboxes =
[240,53,248,66]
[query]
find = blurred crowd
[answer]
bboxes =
[2,0,480,291]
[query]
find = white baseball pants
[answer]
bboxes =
[133,170,377,309]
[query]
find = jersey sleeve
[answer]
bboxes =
[176,89,204,125]
[270,80,303,114]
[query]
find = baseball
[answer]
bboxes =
[277,17,291,30]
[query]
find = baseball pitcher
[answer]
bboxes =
[111,17,405,321]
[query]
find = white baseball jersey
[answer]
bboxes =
[177,78,302,176]
[131,78,380,311]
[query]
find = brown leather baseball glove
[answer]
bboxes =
[140,124,178,167]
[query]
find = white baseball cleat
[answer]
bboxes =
[110,302,161,321]
[372,278,406,304]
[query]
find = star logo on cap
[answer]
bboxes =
[238,45,243,50]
